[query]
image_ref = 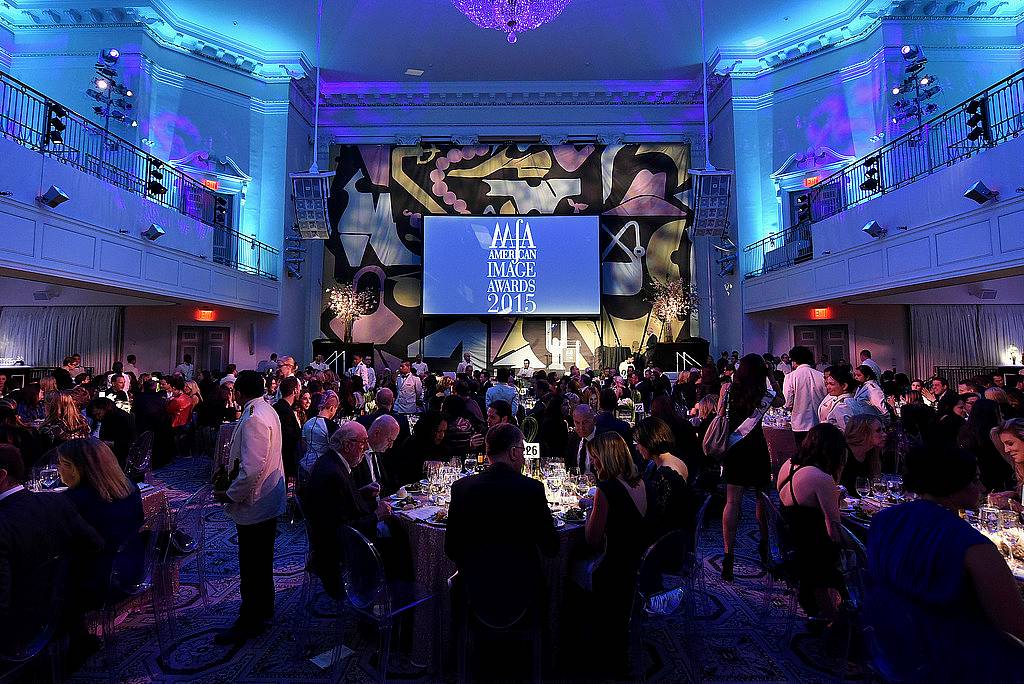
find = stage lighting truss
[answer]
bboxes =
[888,46,941,138]
[44,102,68,147]
[965,97,994,145]
[794,192,812,224]
[85,48,138,131]
[147,160,168,196]
[689,170,733,237]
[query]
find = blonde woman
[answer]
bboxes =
[584,431,653,676]
[843,414,885,493]
[40,391,91,448]
[989,419,1024,512]
[184,380,203,410]
[39,375,58,402]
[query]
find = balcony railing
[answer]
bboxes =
[742,223,813,279]
[0,70,278,281]
[805,67,1024,223]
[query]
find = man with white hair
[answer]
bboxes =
[353,414,401,495]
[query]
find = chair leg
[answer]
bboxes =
[531,630,542,684]
[378,622,392,684]
[195,549,210,609]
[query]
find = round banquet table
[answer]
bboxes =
[390,497,585,672]
[764,426,798,478]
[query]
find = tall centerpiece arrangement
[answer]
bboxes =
[326,284,375,343]
[649,278,700,343]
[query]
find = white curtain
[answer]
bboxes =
[910,305,1024,379]
[0,306,123,372]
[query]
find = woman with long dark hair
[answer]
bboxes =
[719,353,776,580]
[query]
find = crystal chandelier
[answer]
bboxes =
[453,0,572,44]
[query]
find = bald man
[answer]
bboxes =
[353,414,401,495]
[300,421,391,597]
[357,387,411,449]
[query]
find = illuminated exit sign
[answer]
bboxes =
[201,179,220,191]
[803,176,821,188]
[811,307,833,320]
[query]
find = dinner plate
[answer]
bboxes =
[392,500,421,511]
[558,510,587,524]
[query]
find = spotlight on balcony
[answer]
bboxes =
[141,223,166,241]
[964,181,999,205]
[862,220,887,239]
[900,44,920,60]
[147,161,167,196]
[101,48,120,65]
[36,185,70,208]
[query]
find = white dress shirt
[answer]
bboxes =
[174,363,195,381]
[783,364,827,433]
[577,429,596,474]
[395,372,423,414]
[818,393,873,432]
[411,361,428,376]
[777,362,793,375]
[456,360,473,375]
[225,398,286,525]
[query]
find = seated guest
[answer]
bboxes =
[300,422,393,598]
[935,392,966,445]
[568,404,597,473]
[777,424,846,623]
[356,388,411,450]
[445,424,558,632]
[649,395,701,472]
[392,411,447,486]
[0,445,104,663]
[468,399,514,452]
[15,382,46,423]
[537,395,568,461]
[841,414,884,495]
[958,399,1013,494]
[0,399,42,469]
[818,366,872,431]
[272,376,302,479]
[57,439,144,600]
[441,395,473,459]
[99,373,132,412]
[584,432,654,676]
[87,397,137,468]
[634,417,698,538]
[353,414,401,495]
[40,391,91,449]
[852,365,886,415]
[595,388,632,444]
[694,395,718,441]
[866,447,1024,679]
[988,419,1024,512]
[299,390,340,476]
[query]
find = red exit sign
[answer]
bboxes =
[811,306,833,320]
[201,179,220,191]
[803,176,821,188]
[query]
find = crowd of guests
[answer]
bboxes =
[4,345,1024,679]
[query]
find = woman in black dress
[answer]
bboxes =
[719,353,777,580]
[776,424,846,622]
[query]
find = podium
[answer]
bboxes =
[647,338,710,373]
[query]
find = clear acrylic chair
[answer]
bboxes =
[756,491,801,634]
[97,509,174,683]
[338,525,432,683]
[125,431,155,482]
[521,416,539,442]
[169,484,214,610]
[0,553,69,682]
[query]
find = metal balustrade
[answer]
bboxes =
[743,68,1024,278]
[0,70,278,281]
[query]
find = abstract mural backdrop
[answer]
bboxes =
[321,143,693,371]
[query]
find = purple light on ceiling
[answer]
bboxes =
[452,0,572,43]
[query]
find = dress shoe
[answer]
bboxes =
[213,621,266,645]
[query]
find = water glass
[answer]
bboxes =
[980,506,1002,533]
[854,477,871,499]
[40,466,60,489]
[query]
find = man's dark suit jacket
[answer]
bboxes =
[273,398,302,477]
[98,407,137,468]
[0,488,103,647]
[595,410,633,444]
[445,463,559,610]
[354,410,410,495]
[356,410,411,448]
[300,450,378,597]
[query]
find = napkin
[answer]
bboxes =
[399,505,443,521]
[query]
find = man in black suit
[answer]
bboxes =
[353,414,401,496]
[0,445,103,657]
[356,388,411,449]
[300,421,393,598]
[87,397,137,468]
[272,376,302,478]
[595,388,633,444]
[445,423,559,616]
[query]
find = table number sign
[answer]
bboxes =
[523,442,540,459]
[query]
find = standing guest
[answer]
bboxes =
[776,424,846,624]
[958,399,1012,493]
[158,376,173,400]
[256,353,278,374]
[395,361,424,415]
[537,395,569,461]
[719,354,776,580]
[583,432,654,676]
[853,365,887,415]
[53,356,77,390]
[273,376,302,479]
[842,414,884,494]
[858,350,883,380]
[568,404,597,473]
[930,376,951,406]
[412,354,429,377]
[299,390,340,476]
[456,352,473,375]
[0,445,104,665]
[348,355,370,392]
[274,356,299,400]
[867,447,1024,679]
[818,366,872,431]
[87,398,137,468]
[213,370,286,645]
[776,353,793,376]
[935,392,967,444]
[364,355,377,393]
[15,382,46,423]
[166,376,193,456]
[100,373,132,412]
[40,391,91,449]
[131,379,173,465]
[595,388,632,444]
[309,354,329,372]
[175,354,196,382]
[485,367,520,416]
[123,354,140,381]
[783,346,827,449]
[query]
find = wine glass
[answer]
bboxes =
[855,477,871,499]
[871,478,888,500]
[40,466,60,489]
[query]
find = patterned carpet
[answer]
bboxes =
[65,457,867,683]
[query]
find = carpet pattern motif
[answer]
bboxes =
[67,458,865,683]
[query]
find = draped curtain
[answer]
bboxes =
[910,305,1024,379]
[0,306,123,372]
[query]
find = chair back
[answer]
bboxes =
[756,491,796,576]
[108,509,168,602]
[521,416,539,442]
[463,551,542,630]
[0,554,68,664]
[126,431,154,474]
[338,525,389,619]
[170,484,213,555]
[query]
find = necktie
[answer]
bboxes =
[578,438,587,473]
[367,451,379,483]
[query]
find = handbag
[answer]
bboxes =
[702,385,777,462]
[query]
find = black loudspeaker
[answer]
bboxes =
[597,346,631,370]
[648,338,710,372]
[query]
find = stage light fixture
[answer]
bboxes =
[101,48,120,65]
[859,156,881,192]
[862,220,887,239]
[147,161,167,196]
[44,101,67,146]
[141,223,165,240]
[891,86,902,95]
[130,120,138,127]
[965,97,992,143]
[794,193,812,223]
[36,185,70,208]
[964,181,999,205]
[125,89,133,97]
[213,196,228,225]
[901,44,920,60]
[93,77,109,90]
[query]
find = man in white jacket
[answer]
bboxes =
[783,346,827,449]
[214,370,285,645]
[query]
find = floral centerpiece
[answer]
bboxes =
[326,284,375,343]
[648,278,700,342]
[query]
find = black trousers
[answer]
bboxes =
[236,517,278,626]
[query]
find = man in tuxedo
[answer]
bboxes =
[0,445,104,654]
[353,415,401,495]
[445,424,558,623]
[273,376,302,479]
[87,397,137,468]
[595,388,632,444]
[568,404,597,473]
[300,421,393,598]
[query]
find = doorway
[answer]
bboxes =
[793,324,850,367]
[176,326,231,373]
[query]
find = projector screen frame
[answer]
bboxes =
[420,213,604,319]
